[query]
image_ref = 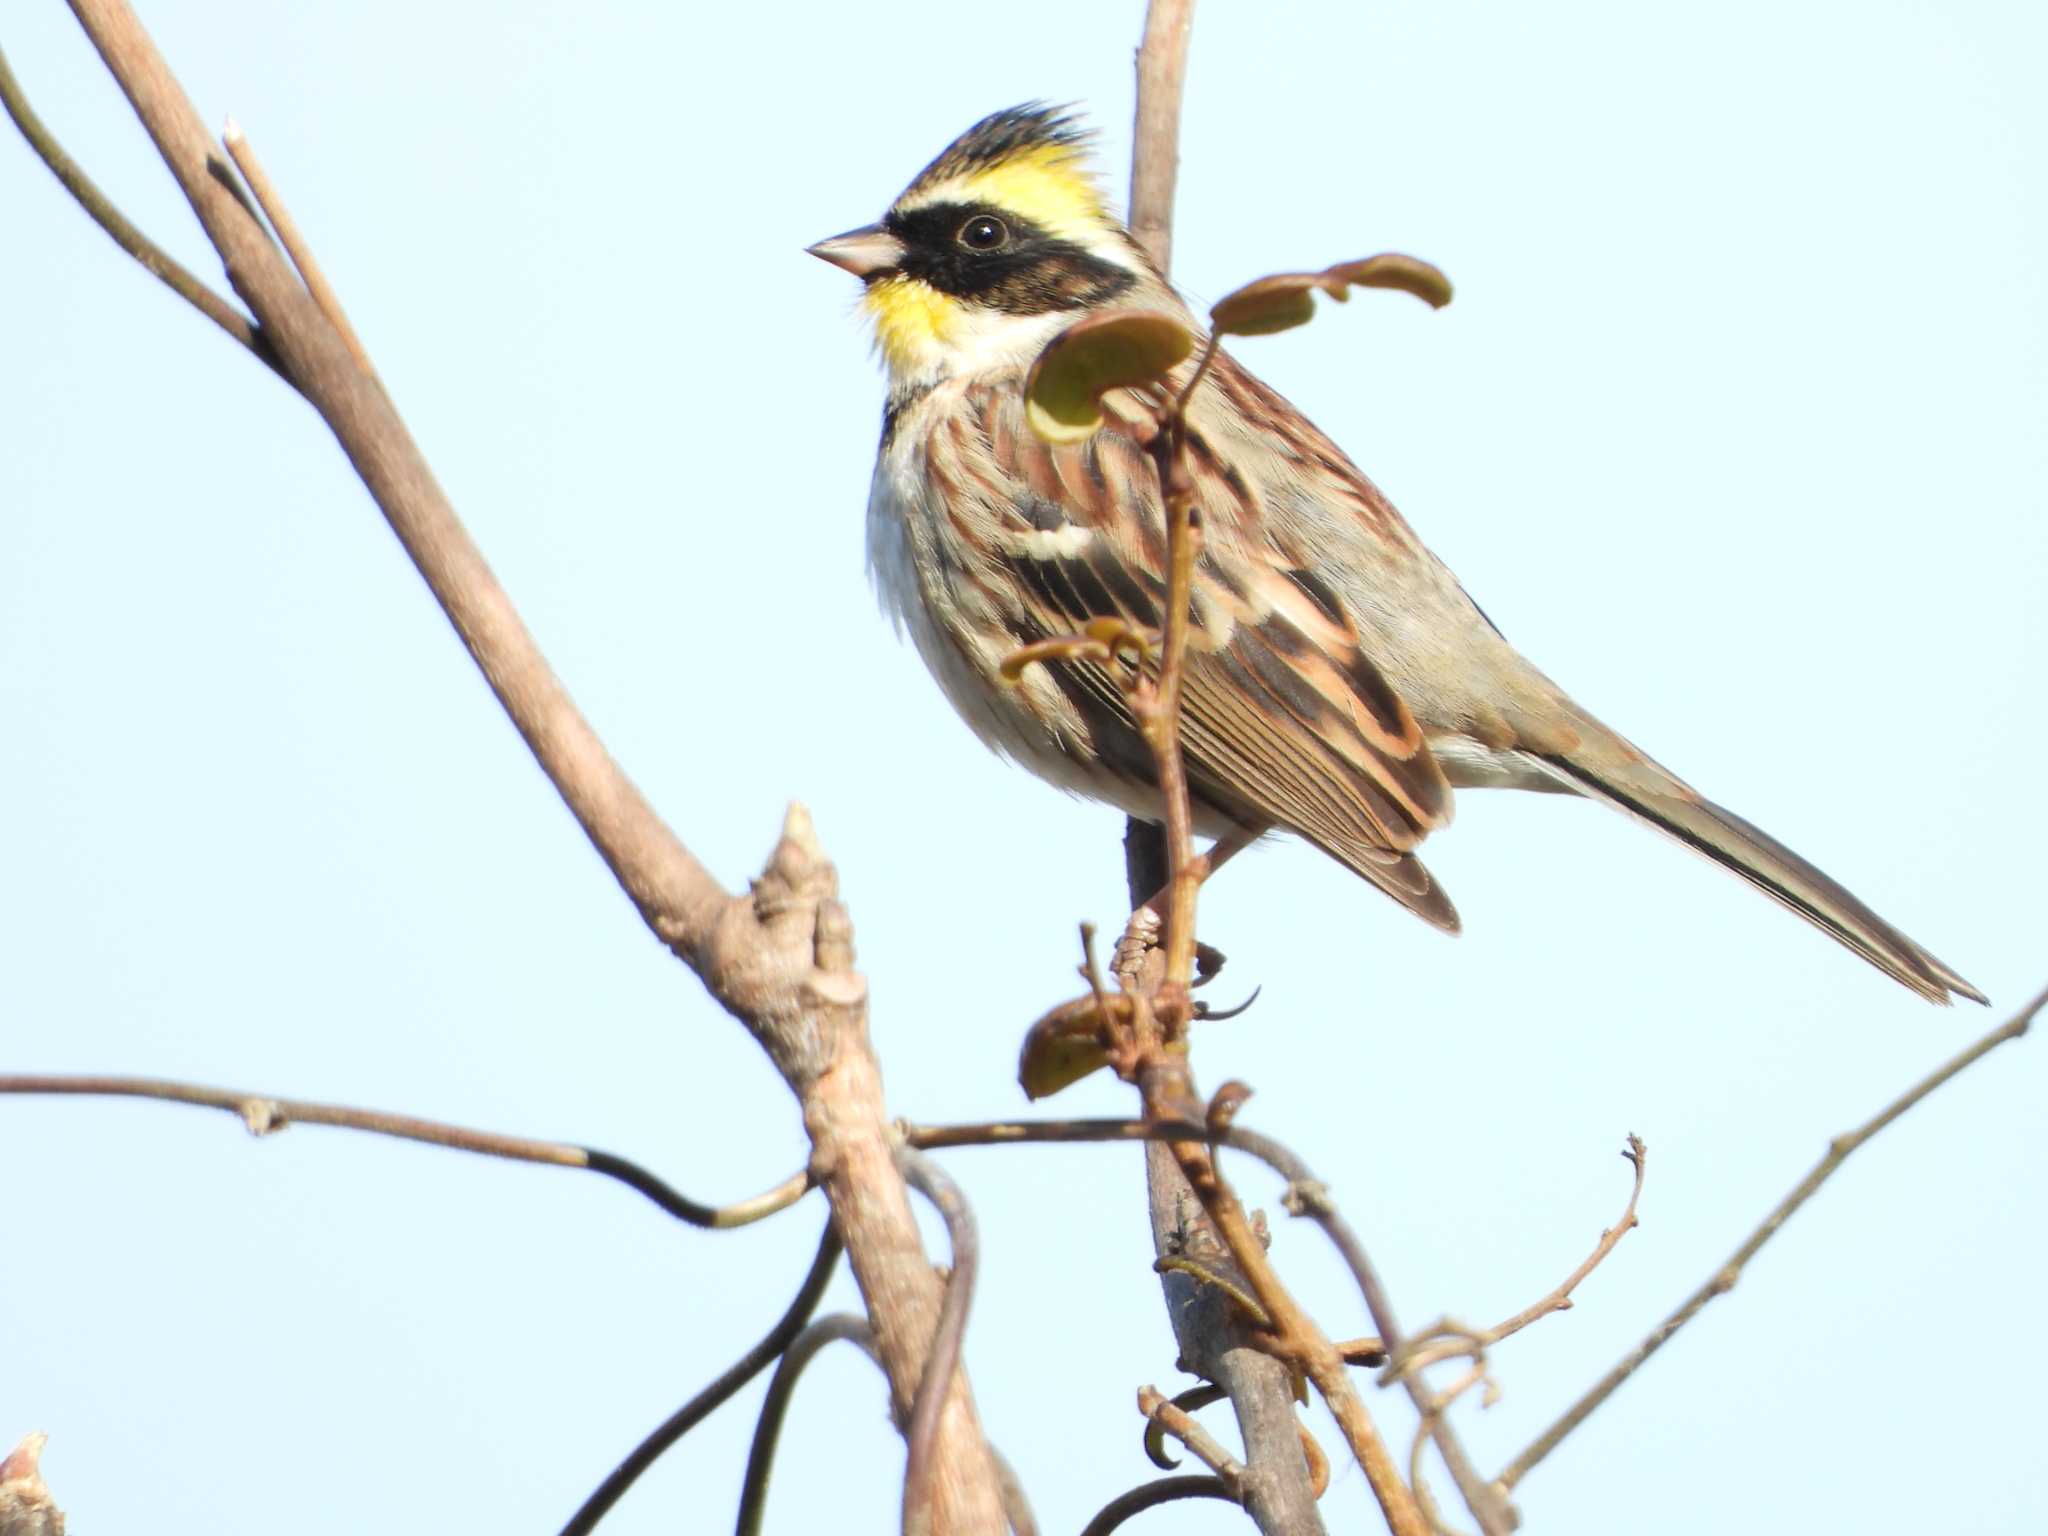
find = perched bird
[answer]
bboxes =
[809,104,1981,1005]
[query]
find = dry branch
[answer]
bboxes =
[24,1,1006,1526]
[1498,984,2044,1496]
[1128,0,1196,273]
[0,40,272,369]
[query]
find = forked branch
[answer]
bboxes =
[17,1,1006,1525]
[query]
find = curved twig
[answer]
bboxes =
[0,41,273,369]
[735,1314,882,1536]
[895,1148,979,1536]
[0,1073,811,1228]
[1078,1474,1237,1536]
[557,1222,841,1536]
[1296,1416,1330,1500]
[1374,1136,1649,1380]
[1497,983,2045,1495]
[1485,1134,1647,1343]
[1138,1385,1244,1487]
[1142,1383,1226,1469]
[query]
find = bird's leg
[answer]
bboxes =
[1140,828,1254,916]
[1118,829,1255,983]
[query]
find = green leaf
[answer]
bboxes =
[1025,309,1196,444]
[1016,993,1125,1099]
[1209,252,1453,339]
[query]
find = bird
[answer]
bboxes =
[807,104,1982,1006]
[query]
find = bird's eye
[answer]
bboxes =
[957,214,1010,252]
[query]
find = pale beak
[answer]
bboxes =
[806,223,906,280]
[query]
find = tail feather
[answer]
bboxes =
[1542,756,1984,1006]
[1309,833,1462,935]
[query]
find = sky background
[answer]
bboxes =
[3,1,2044,1532]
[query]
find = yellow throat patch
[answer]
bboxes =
[863,275,958,377]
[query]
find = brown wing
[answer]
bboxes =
[936,367,1460,931]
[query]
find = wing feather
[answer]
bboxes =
[949,372,1459,928]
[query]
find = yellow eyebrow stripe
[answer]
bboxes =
[930,145,1108,245]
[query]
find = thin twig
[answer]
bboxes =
[1363,1135,1648,1375]
[1498,982,2045,1495]
[0,41,275,370]
[1128,0,1197,274]
[1078,1475,1237,1536]
[1138,1385,1246,1487]
[0,1072,810,1228]
[735,1314,883,1536]
[1297,1417,1331,1500]
[895,1148,980,1536]
[1408,1361,1498,1536]
[1135,418,1204,1007]
[1143,1384,1226,1468]
[1482,1134,1646,1345]
[557,1222,841,1536]
[220,117,377,378]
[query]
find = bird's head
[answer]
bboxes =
[809,105,1152,385]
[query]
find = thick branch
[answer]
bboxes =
[47,2,1005,1525]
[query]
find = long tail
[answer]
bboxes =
[1541,755,1985,1006]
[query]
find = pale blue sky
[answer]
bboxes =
[3,2,2043,1532]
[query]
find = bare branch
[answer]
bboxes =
[1128,0,1197,273]
[1353,1135,1649,1373]
[221,117,376,378]
[559,1222,841,1536]
[0,41,273,370]
[40,2,1008,1521]
[1498,983,2045,1495]
[0,1071,811,1228]
[1484,1135,1646,1344]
